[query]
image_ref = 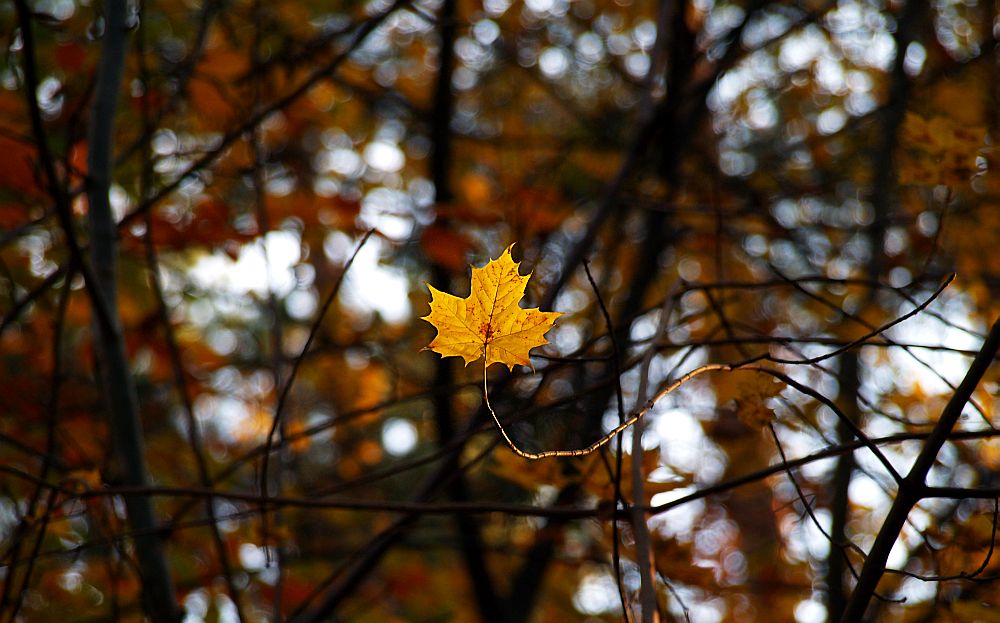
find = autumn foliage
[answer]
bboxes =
[2,0,1000,622]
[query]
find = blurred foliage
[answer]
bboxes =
[1,0,999,621]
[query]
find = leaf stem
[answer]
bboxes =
[484,359,530,459]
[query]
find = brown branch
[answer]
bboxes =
[11,2,116,339]
[887,497,1000,582]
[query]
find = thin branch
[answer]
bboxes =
[769,423,866,577]
[751,274,955,367]
[8,427,1000,573]
[259,229,375,524]
[11,1,116,340]
[769,265,990,426]
[0,274,71,621]
[582,259,633,622]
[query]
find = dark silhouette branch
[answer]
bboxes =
[583,259,633,622]
[840,317,1000,622]
[826,351,860,620]
[0,276,71,620]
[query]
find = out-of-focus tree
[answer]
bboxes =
[1,0,999,621]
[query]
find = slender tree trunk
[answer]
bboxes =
[86,2,181,621]
[825,352,859,621]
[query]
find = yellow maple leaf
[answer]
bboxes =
[422,244,561,370]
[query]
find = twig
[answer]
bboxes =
[769,265,990,426]
[769,424,866,573]
[249,0,289,587]
[753,273,955,367]
[887,497,999,582]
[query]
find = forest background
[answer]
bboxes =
[1,0,1000,621]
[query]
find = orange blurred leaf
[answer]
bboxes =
[421,224,473,272]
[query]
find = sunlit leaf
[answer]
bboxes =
[422,244,561,370]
